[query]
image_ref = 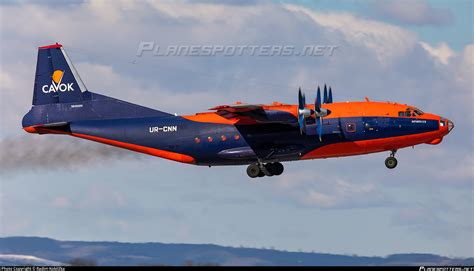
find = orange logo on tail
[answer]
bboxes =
[52,70,64,84]
[42,69,74,93]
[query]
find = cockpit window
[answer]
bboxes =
[414,109,424,116]
[399,107,424,117]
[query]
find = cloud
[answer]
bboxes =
[50,184,130,212]
[74,62,226,115]
[454,44,474,87]
[51,196,72,209]
[420,42,455,65]
[270,169,393,209]
[391,203,460,240]
[370,0,454,26]
[404,148,474,186]
[284,4,418,64]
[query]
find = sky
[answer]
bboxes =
[0,0,473,258]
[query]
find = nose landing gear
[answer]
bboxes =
[385,150,398,169]
[247,162,284,178]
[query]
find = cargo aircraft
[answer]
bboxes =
[23,43,454,178]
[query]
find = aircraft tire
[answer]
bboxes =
[264,164,275,177]
[385,157,398,169]
[247,164,261,178]
[272,162,284,176]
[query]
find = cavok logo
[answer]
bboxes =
[42,70,74,93]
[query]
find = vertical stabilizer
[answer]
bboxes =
[33,43,86,105]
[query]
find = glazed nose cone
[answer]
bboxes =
[447,119,454,133]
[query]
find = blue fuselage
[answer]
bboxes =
[67,115,439,165]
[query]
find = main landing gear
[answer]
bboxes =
[247,162,284,178]
[385,150,398,169]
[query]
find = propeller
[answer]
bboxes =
[297,88,313,134]
[314,86,332,141]
[297,85,333,141]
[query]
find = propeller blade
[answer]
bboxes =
[323,84,328,104]
[315,86,321,112]
[328,87,333,103]
[298,88,303,109]
[298,114,306,134]
[317,116,323,142]
[298,87,307,135]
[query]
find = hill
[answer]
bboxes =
[0,237,472,266]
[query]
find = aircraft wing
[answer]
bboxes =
[209,103,263,112]
[209,104,297,125]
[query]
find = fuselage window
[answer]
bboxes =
[346,123,356,132]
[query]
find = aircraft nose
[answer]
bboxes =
[447,119,454,132]
[440,117,454,134]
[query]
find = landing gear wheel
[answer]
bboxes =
[385,157,398,169]
[263,164,275,177]
[247,162,285,178]
[271,162,284,176]
[247,164,261,178]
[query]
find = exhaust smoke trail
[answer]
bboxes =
[0,135,144,174]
